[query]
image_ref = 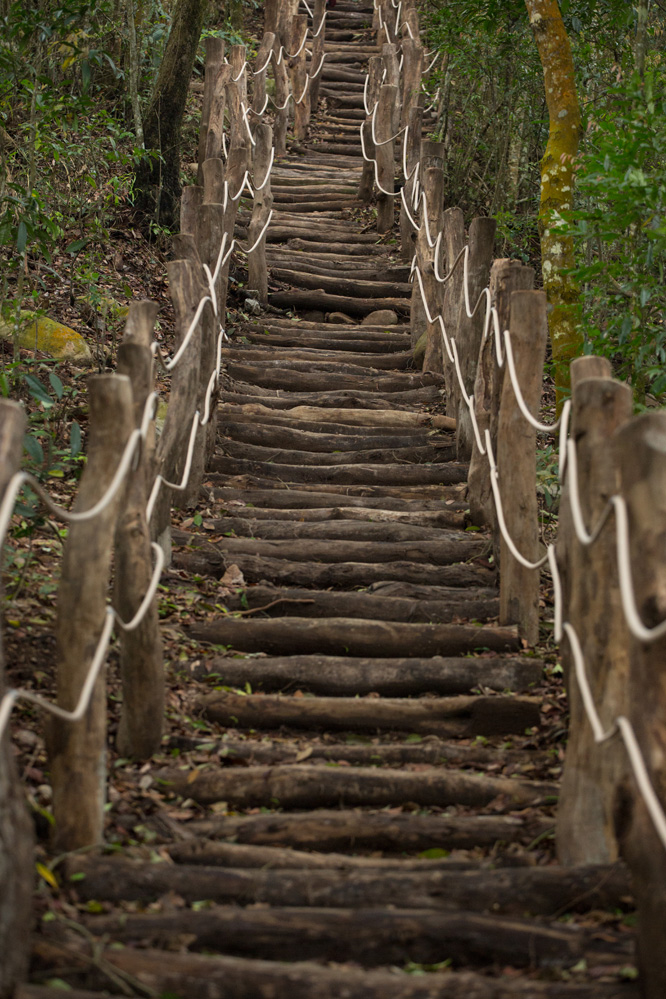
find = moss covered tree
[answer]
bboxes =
[525,0,583,403]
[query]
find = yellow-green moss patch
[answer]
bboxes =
[0,311,93,366]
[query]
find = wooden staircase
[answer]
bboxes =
[25,3,637,997]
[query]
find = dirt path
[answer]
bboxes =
[26,3,637,996]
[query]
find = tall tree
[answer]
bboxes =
[525,0,582,402]
[134,0,208,229]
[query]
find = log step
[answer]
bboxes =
[178,532,485,565]
[220,385,445,409]
[175,808,554,853]
[74,907,630,970]
[216,401,455,429]
[190,616,520,660]
[173,548,496,589]
[165,735,553,771]
[22,950,640,999]
[267,289,410,317]
[156,761,553,810]
[211,582,500,625]
[209,485,466,511]
[197,515,463,540]
[164,838,536,871]
[186,651,540,695]
[215,439,456,466]
[64,856,630,917]
[210,503,468,527]
[218,420,449,452]
[193,688,539,737]
[209,455,469,485]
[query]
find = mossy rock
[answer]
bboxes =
[0,311,93,366]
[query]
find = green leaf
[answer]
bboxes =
[70,421,82,457]
[23,433,44,465]
[49,372,64,399]
[16,220,27,254]
[65,237,89,255]
[23,374,54,408]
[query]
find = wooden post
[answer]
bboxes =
[378,0,396,45]
[288,14,310,141]
[412,165,443,358]
[151,259,204,551]
[201,158,225,206]
[400,38,423,128]
[382,42,400,90]
[497,290,548,646]
[454,216,496,460]
[272,0,295,156]
[309,0,326,111]
[204,59,231,161]
[440,207,466,417]
[198,159,227,465]
[0,401,34,999]
[401,3,420,43]
[227,45,248,151]
[252,31,276,122]
[358,55,383,204]
[180,185,203,240]
[420,139,446,173]
[264,0,278,33]
[115,302,165,759]
[248,123,274,305]
[399,103,423,262]
[168,231,216,506]
[197,37,225,184]
[615,412,666,999]
[555,371,631,866]
[48,375,134,849]
[467,259,534,530]
[219,142,250,320]
[197,204,225,470]
[555,355,613,689]
[375,83,398,233]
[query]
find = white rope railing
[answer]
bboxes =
[0,28,289,746]
[371,0,666,855]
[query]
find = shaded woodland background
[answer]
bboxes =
[1,0,665,492]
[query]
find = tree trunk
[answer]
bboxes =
[134,0,208,228]
[525,0,583,405]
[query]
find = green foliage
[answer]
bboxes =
[422,0,547,245]
[18,363,85,512]
[564,69,666,400]
[0,0,158,325]
[421,0,648,273]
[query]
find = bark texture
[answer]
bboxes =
[525,0,583,402]
[134,0,208,227]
